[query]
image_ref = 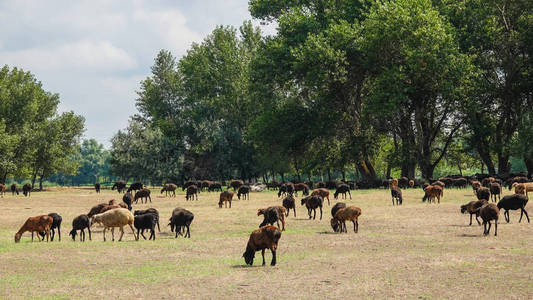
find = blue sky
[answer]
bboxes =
[0,0,275,147]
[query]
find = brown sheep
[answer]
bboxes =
[0,184,6,197]
[301,195,323,220]
[460,199,488,226]
[311,188,330,205]
[476,187,490,201]
[11,183,18,195]
[391,179,398,188]
[513,183,526,195]
[489,182,501,202]
[219,190,234,208]
[480,203,499,236]
[331,206,362,233]
[186,185,199,201]
[282,195,296,217]
[161,183,177,197]
[134,189,152,204]
[481,177,494,188]
[243,225,282,266]
[432,180,445,189]
[422,185,443,203]
[294,183,310,196]
[471,180,481,194]
[94,183,101,193]
[88,203,109,218]
[409,180,414,188]
[14,215,53,243]
[258,206,286,231]
[523,182,533,198]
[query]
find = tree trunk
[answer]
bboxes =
[524,157,533,178]
[39,175,44,191]
[327,169,332,182]
[279,172,285,182]
[31,171,37,189]
[357,160,377,181]
[341,170,346,181]
[477,147,495,174]
[497,154,511,174]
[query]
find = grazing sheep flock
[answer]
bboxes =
[5,174,533,268]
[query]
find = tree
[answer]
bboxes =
[71,139,110,185]
[360,0,475,179]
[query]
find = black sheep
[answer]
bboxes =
[169,208,194,238]
[11,183,18,195]
[134,213,158,240]
[476,187,490,201]
[391,186,403,205]
[208,182,222,192]
[38,213,62,241]
[94,183,101,193]
[69,214,91,241]
[134,208,160,232]
[238,185,251,200]
[127,182,144,193]
[334,184,352,200]
[282,195,296,217]
[480,203,499,236]
[22,183,31,197]
[186,185,199,201]
[111,180,126,193]
[301,195,323,220]
[497,194,529,223]
[489,183,501,202]
[122,192,133,210]
[330,202,346,232]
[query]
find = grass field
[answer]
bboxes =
[1,187,532,299]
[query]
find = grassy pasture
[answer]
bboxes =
[0,187,532,299]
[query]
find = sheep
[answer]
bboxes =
[506,176,529,190]
[330,202,346,232]
[243,225,282,266]
[334,184,351,200]
[0,184,5,197]
[497,194,529,223]
[453,178,468,188]
[471,180,481,194]
[127,182,144,193]
[479,203,499,236]
[208,182,222,192]
[111,180,126,193]
[277,184,288,198]
[317,181,326,189]
[282,195,296,217]
[432,181,445,189]
[237,185,251,200]
[229,179,244,191]
[476,187,490,201]
[38,213,62,242]
[69,214,91,241]
[258,206,286,231]
[391,179,399,188]
[181,181,197,191]
[122,192,133,210]
[422,182,430,191]
[134,189,152,204]
[200,180,212,192]
[489,182,501,202]
[409,180,414,188]
[311,188,330,205]
[331,206,362,233]
[134,213,157,240]
[398,177,410,189]
[522,182,533,198]
[134,208,160,232]
[160,183,177,197]
[422,185,443,203]
[11,183,18,195]
[301,195,323,220]
[91,208,136,241]
[87,203,108,218]
[169,207,194,238]
[219,190,234,208]
[512,182,525,195]
[391,186,403,205]
[14,215,53,243]
[94,183,101,193]
[22,183,31,197]
[294,183,310,196]
[460,199,487,226]
[266,181,281,190]
[186,185,199,201]
[481,177,494,188]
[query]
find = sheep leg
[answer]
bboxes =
[355,219,359,233]
[520,208,530,223]
[150,228,155,240]
[88,227,92,241]
[505,210,510,223]
[32,231,35,242]
[482,222,487,235]
[494,221,497,236]
[103,227,107,242]
[487,222,492,235]
[293,208,296,218]
[140,229,147,240]
[469,214,473,226]
[308,208,311,219]
[118,227,124,242]
[327,196,330,205]
[111,227,115,241]
[271,249,277,266]
[129,224,136,240]
[313,208,316,220]
[136,229,140,241]
[319,206,322,220]
[46,229,50,242]
[148,195,152,203]
[261,249,266,266]
[79,230,83,242]
[57,226,61,242]
[157,220,161,232]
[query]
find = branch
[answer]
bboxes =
[431,122,463,169]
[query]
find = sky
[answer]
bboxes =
[0,0,275,147]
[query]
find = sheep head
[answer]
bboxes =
[243,248,255,265]
[460,205,467,214]
[14,233,22,243]
[69,229,77,240]
[330,218,340,232]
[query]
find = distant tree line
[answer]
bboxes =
[109,0,532,184]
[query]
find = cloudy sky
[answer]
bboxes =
[0,0,274,147]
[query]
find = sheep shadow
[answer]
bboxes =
[317,231,336,235]
[230,264,269,269]
[458,233,481,238]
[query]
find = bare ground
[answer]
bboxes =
[0,187,532,299]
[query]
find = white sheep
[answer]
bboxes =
[91,208,136,241]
